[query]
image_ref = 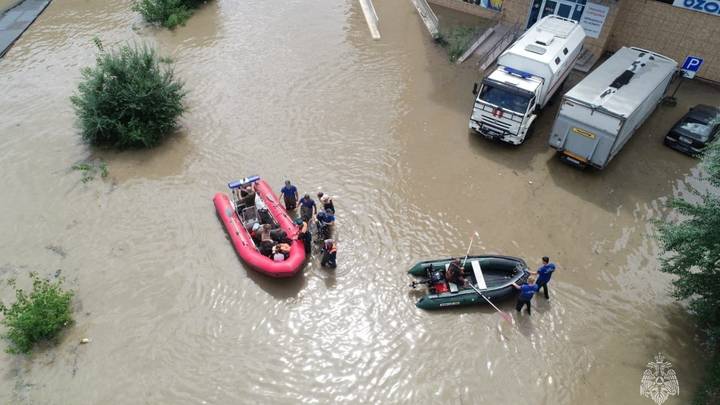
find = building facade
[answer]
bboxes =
[429,0,720,82]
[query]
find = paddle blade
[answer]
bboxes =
[499,311,513,323]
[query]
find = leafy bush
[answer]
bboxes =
[438,26,479,63]
[134,0,207,29]
[0,273,73,354]
[70,41,186,149]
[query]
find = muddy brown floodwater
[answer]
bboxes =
[1,0,719,404]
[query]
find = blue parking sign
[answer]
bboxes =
[681,56,704,78]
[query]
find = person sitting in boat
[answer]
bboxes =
[259,224,275,257]
[317,192,335,214]
[273,243,291,259]
[299,194,317,222]
[270,228,290,244]
[273,251,285,262]
[295,218,312,255]
[316,209,335,241]
[250,222,262,245]
[240,184,256,207]
[446,259,466,287]
[321,239,337,268]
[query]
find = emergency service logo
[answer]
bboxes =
[640,353,679,404]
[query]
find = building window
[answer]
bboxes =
[527,0,588,29]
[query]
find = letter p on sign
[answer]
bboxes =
[681,56,704,79]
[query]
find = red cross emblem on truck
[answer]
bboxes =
[493,107,503,118]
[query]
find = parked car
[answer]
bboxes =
[664,105,720,156]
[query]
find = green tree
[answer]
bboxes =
[134,0,208,29]
[70,41,186,149]
[657,138,720,404]
[658,141,720,343]
[0,273,74,354]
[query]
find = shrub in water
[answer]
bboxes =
[134,0,208,29]
[0,273,73,354]
[71,41,186,149]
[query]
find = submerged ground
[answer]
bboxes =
[0,1,718,403]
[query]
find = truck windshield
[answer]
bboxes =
[479,83,532,114]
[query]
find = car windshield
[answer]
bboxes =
[479,83,532,114]
[678,117,713,141]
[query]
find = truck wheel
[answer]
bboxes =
[524,123,535,142]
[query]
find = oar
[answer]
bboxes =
[468,283,512,323]
[461,232,512,323]
[461,231,479,268]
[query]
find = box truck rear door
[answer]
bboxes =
[562,126,600,164]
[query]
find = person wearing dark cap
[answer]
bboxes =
[531,256,556,299]
[280,180,298,210]
[316,208,335,241]
[299,193,317,222]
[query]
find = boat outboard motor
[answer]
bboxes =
[429,270,444,284]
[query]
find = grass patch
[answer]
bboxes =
[70,40,186,149]
[0,273,73,354]
[133,0,208,29]
[72,160,108,183]
[437,26,480,63]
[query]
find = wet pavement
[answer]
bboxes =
[0,0,718,404]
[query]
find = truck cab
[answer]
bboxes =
[470,67,542,145]
[469,16,585,146]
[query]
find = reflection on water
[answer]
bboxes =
[0,0,717,403]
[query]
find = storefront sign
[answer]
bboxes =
[477,0,503,11]
[673,0,720,16]
[579,2,609,39]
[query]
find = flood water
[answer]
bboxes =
[1,1,718,404]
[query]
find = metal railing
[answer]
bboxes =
[478,23,521,71]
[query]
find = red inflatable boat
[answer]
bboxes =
[213,176,305,278]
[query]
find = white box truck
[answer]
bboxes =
[469,15,585,145]
[548,47,677,169]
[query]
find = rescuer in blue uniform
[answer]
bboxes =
[531,256,556,299]
[511,276,539,315]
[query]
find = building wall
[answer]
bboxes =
[500,0,621,57]
[576,0,619,59]
[431,0,621,60]
[609,0,720,82]
[430,0,720,82]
